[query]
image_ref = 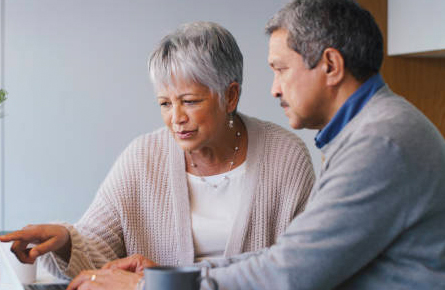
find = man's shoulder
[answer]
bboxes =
[346,86,440,147]
[329,86,445,173]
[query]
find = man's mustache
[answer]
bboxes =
[280,100,289,107]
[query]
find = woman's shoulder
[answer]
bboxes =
[121,127,171,157]
[128,127,170,146]
[242,114,315,190]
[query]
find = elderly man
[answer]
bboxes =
[64,0,445,289]
[201,0,445,289]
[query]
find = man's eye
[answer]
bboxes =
[159,102,171,107]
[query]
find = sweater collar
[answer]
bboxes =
[315,74,384,149]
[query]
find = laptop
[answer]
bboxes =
[0,242,69,290]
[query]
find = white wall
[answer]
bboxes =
[0,0,5,230]
[388,0,445,55]
[2,0,321,230]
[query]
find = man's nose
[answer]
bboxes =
[271,77,282,98]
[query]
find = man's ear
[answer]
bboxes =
[225,82,240,113]
[321,48,345,86]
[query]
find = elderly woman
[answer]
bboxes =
[0,22,314,286]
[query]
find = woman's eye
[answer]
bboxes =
[183,100,200,104]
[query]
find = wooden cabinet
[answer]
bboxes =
[357,0,445,137]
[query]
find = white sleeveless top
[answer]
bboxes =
[187,162,247,261]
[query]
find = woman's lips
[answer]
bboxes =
[176,130,197,139]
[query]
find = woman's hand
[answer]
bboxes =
[0,224,71,264]
[102,254,158,274]
[67,269,142,290]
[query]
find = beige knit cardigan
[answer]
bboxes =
[42,114,315,278]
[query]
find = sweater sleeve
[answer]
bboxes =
[204,135,413,290]
[261,123,316,239]
[41,137,143,278]
[282,136,315,218]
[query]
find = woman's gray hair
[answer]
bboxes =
[149,21,243,105]
[265,0,383,81]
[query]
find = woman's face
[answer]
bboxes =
[157,80,229,152]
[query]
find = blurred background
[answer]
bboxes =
[1,0,444,231]
[0,0,321,230]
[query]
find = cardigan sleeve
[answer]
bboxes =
[204,135,414,289]
[282,136,315,218]
[40,137,143,278]
[259,122,316,240]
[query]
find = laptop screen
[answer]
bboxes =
[0,241,24,290]
[0,243,68,290]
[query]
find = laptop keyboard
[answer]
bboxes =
[24,284,68,290]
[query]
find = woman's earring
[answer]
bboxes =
[228,113,234,129]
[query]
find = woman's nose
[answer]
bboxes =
[171,105,187,125]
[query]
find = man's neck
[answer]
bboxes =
[314,73,384,149]
[327,73,364,124]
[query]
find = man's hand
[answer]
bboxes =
[102,254,158,274]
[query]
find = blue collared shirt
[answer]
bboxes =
[315,74,385,149]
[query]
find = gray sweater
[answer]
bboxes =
[206,86,445,289]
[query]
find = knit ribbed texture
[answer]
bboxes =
[40,113,315,279]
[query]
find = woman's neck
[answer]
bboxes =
[186,115,247,176]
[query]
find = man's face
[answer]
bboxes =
[268,29,328,130]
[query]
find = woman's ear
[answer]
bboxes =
[225,82,240,113]
[321,48,345,86]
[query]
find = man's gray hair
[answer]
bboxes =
[149,21,243,104]
[265,0,383,81]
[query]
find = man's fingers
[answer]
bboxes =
[101,262,112,269]
[102,254,158,274]
[102,256,134,271]
[142,258,157,268]
[101,259,120,269]
[101,261,115,270]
